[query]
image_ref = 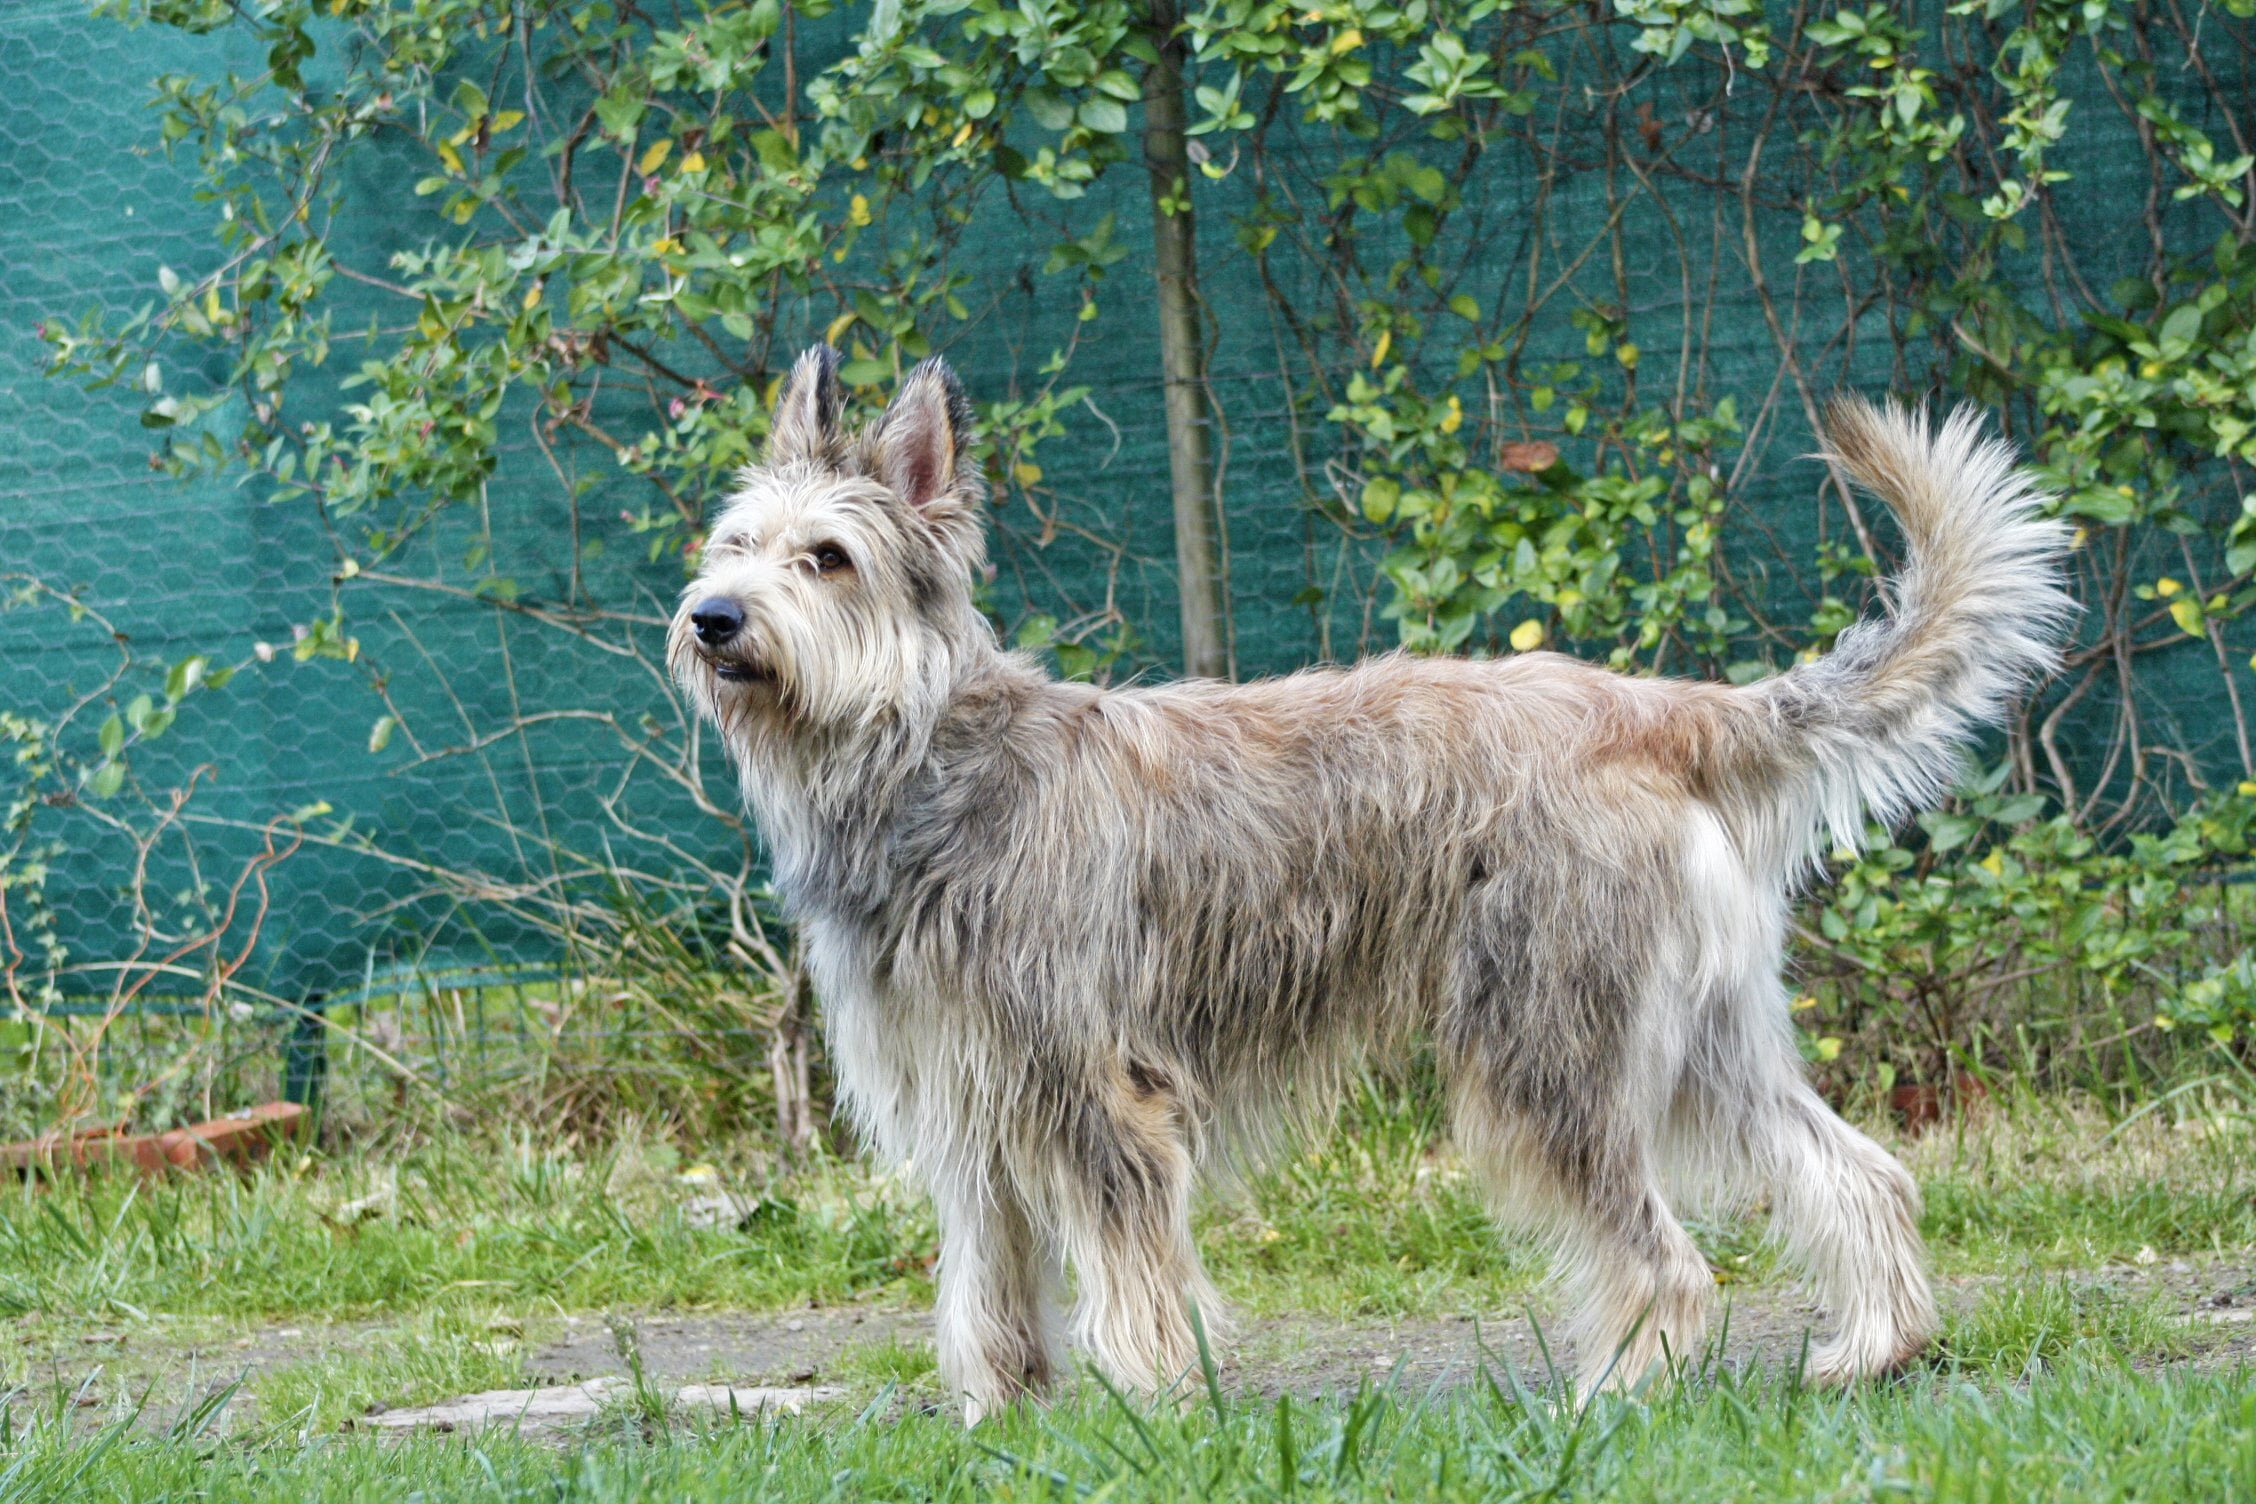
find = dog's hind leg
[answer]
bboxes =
[1453,1070,1714,1400]
[1668,972,1935,1384]
[1446,875,1713,1401]
[931,1161,1063,1424]
[1662,814,1935,1385]
[1751,1042,1935,1382]
[1042,1061,1221,1402]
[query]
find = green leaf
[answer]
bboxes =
[164,655,209,702]
[1361,477,1400,524]
[1987,794,2047,824]
[1920,812,1982,853]
[2157,303,2203,357]
[1023,90,1074,133]
[1079,98,1128,135]
[98,714,124,758]
[2063,488,2136,526]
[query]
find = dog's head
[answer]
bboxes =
[670,346,988,738]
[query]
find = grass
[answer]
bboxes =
[0,1088,2248,1500]
[0,1358,2250,1501]
[251,1308,535,1436]
[1,1089,2244,1330]
[1943,1278,2190,1378]
[0,1126,938,1323]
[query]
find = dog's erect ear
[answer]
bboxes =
[765,345,844,466]
[872,357,986,575]
[873,357,975,512]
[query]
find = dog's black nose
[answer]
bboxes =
[690,597,744,645]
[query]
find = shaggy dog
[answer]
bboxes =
[670,346,2072,1420]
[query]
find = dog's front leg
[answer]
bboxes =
[931,1166,1062,1424]
[1049,1078,1227,1405]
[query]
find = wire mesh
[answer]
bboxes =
[0,2,2248,1131]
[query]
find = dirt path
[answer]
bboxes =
[15,1257,2251,1433]
[524,1256,2256,1401]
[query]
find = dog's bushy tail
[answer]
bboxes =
[1716,398,2076,880]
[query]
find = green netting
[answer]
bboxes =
[0,1,2248,1120]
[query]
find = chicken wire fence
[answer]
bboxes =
[1,0,2249,1135]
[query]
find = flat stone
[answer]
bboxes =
[364,1378,626,1432]
[360,1378,843,1434]
[675,1383,845,1413]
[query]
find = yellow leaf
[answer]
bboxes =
[521,282,541,311]
[2155,576,2181,597]
[1369,329,1391,368]
[1508,619,1544,652]
[1615,341,1640,369]
[824,310,858,345]
[2153,1013,2176,1032]
[1330,26,1363,52]
[490,110,524,131]
[1013,462,1043,486]
[2169,597,2204,637]
[1438,394,1462,434]
[2237,781,2256,796]
[1980,849,2004,876]
[2069,526,2087,550]
[680,150,706,173]
[436,140,464,175]
[638,138,673,174]
[1815,1037,1843,1062]
[848,193,872,227]
[1791,995,1818,1012]
[952,121,974,148]
[2139,359,2163,378]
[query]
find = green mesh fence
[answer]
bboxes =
[1,1,2247,1126]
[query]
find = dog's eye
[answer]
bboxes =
[811,542,851,576]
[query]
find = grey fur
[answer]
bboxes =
[670,359,2073,1420]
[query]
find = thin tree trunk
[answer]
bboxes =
[769,967,815,1161]
[1141,0,1230,680]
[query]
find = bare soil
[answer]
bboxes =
[534,1257,2256,1401]
[14,1257,2251,1435]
